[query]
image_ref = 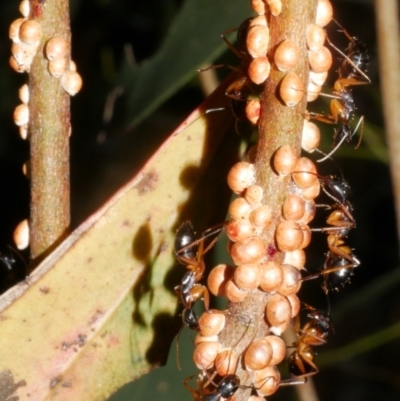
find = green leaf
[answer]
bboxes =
[120,0,252,128]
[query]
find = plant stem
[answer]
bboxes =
[374,0,400,244]
[218,1,317,400]
[29,0,71,263]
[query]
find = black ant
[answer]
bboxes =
[321,246,359,292]
[174,221,224,311]
[200,18,263,107]
[186,363,305,400]
[293,171,355,228]
[185,369,262,401]
[306,20,370,162]
[287,305,332,379]
[314,174,360,293]
[174,221,209,311]
[302,229,360,293]
[311,174,359,275]
[174,222,224,369]
[181,307,200,332]
[327,19,370,86]
[218,17,257,101]
[293,172,360,291]
[184,372,241,401]
[306,81,364,162]
[184,316,307,399]
[199,18,267,134]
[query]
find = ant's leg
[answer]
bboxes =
[352,115,364,149]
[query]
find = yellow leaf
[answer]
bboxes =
[0,78,236,401]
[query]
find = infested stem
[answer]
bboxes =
[29,0,71,264]
[218,1,317,400]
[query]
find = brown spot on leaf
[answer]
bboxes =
[136,170,159,195]
[122,219,132,227]
[61,341,70,351]
[76,334,87,347]
[39,287,50,294]
[88,310,104,325]
[49,376,62,389]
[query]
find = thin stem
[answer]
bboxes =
[29,0,71,263]
[374,0,400,245]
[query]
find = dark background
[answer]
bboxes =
[0,0,399,400]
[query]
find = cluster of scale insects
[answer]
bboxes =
[173,0,370,400]
[10,0,83,140]
[0,0,87,293]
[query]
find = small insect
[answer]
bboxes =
[306,83,364,162]
[199,18,263,120]
[220,17,263,102]
[292,171,360,292]
[174,222,224,370]
[328,19,371,86]
[184,372,240,401]
[307,20,370,162]
[174,222,223,311]
[287,306,332,379]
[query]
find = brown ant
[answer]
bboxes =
[174,222,224,310]
[321,246,359,292]
[307,20,370,162]
[310,174,358,270]
[302,222,360,293]
[174,222,224,369]
[327,19,371,86]
[185,364,306,400]
[306,82,364,162]
[294,172,360,291]
[200,18,262,108]
[199,18,266,134]
[182,312,250,399]
[184,372,241,401]
[217,17,257,101]
[287,305,332,379]
[293,171,355,226]
[184,318,307,399]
